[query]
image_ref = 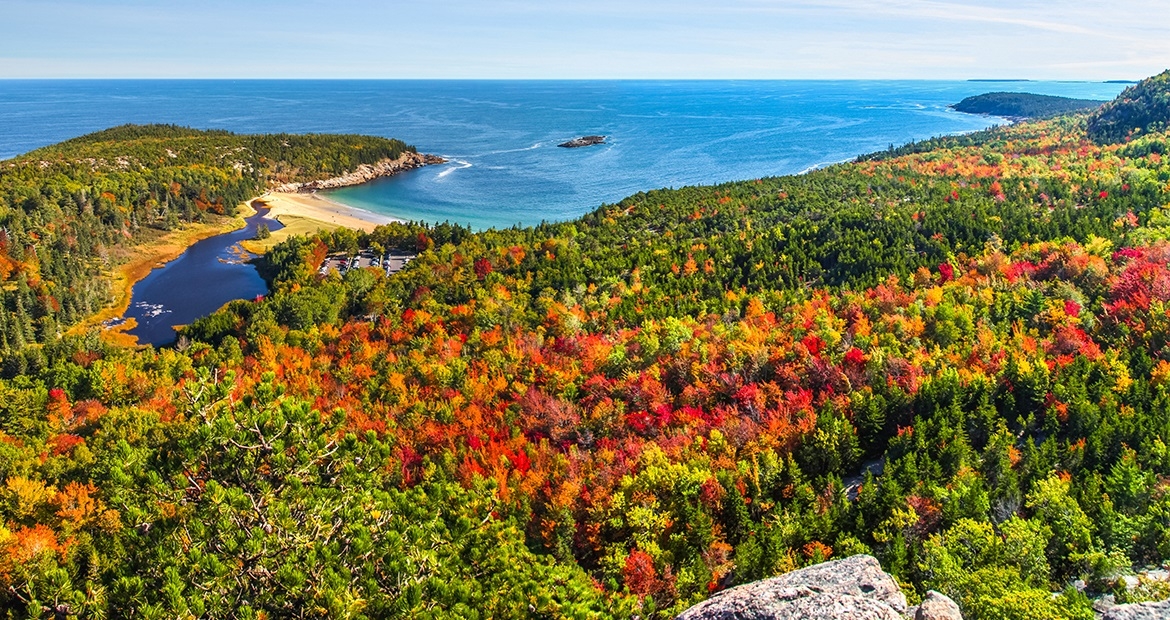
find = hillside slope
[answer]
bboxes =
[1088,70,1170,142]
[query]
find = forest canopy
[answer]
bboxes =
[4,72,1170,618]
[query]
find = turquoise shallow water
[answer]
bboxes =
[0,80,1128,230]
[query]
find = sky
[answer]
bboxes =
[1,0,1168,80]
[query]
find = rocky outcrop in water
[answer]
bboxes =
[558,135,606,148]
[676,555,912,620]
[272,152,445,193]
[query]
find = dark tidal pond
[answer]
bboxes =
[122,209,281,346]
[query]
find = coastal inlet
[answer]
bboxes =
[116,208,281,346]
[113,152,446,347]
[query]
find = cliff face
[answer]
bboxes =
[272,151,445,193]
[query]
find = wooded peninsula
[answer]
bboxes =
[950,92,1107,120]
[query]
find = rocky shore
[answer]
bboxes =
[272,151,446,193]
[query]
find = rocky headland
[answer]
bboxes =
[272,151,446,193]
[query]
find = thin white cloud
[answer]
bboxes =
[1,0,1168,78]
[727,0,1086,33]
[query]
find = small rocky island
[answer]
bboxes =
[558,135,606,148]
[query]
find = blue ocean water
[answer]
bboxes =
[0,80,1127,230]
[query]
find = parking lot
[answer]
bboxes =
[318,251,415,277]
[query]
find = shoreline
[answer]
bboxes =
[260,191,401,231]
[244,151,444,251]
[242,191,400,252]
[797,158,855,175]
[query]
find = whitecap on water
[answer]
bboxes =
[436,160,473,179]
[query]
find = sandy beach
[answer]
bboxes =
[256,191,399,232]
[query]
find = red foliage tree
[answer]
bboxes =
[473,257,493,280]
[623,549,658,597]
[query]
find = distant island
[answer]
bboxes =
[558,135,606,148]
[951,91,1105,120]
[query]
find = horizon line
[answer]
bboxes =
[0,76,1140,82]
